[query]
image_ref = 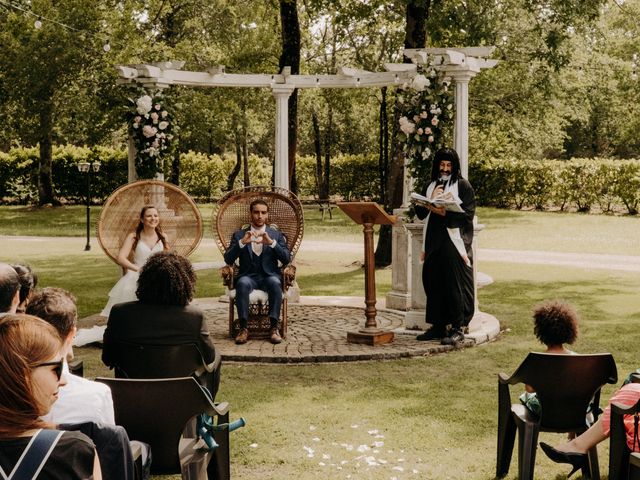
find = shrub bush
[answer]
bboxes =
[1,146,638,215]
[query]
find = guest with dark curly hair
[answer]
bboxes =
[102,251,220,397]
[520,299,580,416]
[11,264,38,314]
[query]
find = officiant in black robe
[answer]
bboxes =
[414,148,476,345]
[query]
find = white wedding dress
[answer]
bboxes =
[100,240,164,318]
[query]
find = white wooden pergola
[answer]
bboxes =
[116,47,498,188]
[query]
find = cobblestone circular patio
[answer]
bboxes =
[198,298,491,363]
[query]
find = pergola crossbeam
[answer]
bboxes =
[116,47,498,189]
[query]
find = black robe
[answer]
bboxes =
[416,178,476,331]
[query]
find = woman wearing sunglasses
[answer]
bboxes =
[0,314,101,479]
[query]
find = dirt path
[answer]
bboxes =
[3,236,640,272]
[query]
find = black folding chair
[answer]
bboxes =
[496,352,618,480]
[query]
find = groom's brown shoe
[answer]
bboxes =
[270,328,282,344]
[235,328,249,345]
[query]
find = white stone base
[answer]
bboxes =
[404,309,427,330]
[385,291,411,311]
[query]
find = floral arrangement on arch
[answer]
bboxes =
[128,92,175,179]
[398,57,454,193]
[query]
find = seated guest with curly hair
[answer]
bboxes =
[520,299,580,416]
[102,251,219,397]
[11,264,37,314]
[0,314,101,479]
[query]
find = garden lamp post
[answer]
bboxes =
[77,160,101,251]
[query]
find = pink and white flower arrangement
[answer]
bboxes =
[129,91,176,178]
[397,56,454,190]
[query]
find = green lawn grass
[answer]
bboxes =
[1,205,639,479]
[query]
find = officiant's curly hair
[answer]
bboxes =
[430,148,462,182]
[136,251,196,306]
[533,299,579,346]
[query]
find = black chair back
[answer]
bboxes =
[110,342,204,379]
[96,377,216,475]
[508,352,618,431]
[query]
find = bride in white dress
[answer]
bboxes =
[100,205,169,318]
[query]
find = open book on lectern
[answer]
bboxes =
[410,192,465,213]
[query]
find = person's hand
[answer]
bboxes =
[241,231,253,245]
[261,231,273,245]
[427,205,446,216]
[431,184,444,199]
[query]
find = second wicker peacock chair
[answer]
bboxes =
[213,186,304,339]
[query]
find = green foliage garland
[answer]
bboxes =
[128,91,176,179]
[397,57,454,193]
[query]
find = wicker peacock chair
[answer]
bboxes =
[213,186,304,339]
[98,180,203,268]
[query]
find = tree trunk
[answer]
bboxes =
[242,120,250,187]
[279,0,300,193]
[226,117,242,191]
[312,110,323,197]
[378,86,389,205]
[37,107,57,206]
[374,0,431,266]
[170,146,180,185]
[323,103,333,200]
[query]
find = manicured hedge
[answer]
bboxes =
[2,146,639,215]
[469,157,640,214]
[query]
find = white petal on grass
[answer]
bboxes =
[378,459,388,464]
[368,429,379,435]
[312,437,320,442]
[412,469,419,474]
[356,444,371,452]
[322,454,330,459]
[249,443,258,448]
[375,434,385,439]
[309,425,317,431]
[397,458,405,462]
[392,466,404,472]
[351,424,359,429]
[318,462,325,466]
[373,441,384,448]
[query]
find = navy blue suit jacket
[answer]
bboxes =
[223,226,291,277]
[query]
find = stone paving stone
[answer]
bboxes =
[201,301,487,364]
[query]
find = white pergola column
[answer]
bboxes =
[451,72,475,179]
[272,85,295,189]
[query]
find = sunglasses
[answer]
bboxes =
[33,359,64,381]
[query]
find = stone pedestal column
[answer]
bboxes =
[385,211,411,311]
[403,222,428,329]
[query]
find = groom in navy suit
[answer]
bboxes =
[223,199,291,345]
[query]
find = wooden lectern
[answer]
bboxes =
[337,202,397,346]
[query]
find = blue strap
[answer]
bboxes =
[1,430,63,480]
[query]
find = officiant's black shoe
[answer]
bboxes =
[441,329,464,346]
[416,328,444,341]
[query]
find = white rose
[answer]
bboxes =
[158,121,169,130]
[410,74,429,92]
[136,95,153,115]
[398,116,415,135]
[154,104,161,110]
[161,110,168,118]
[150,112,159,123]
[428,135,434,143]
